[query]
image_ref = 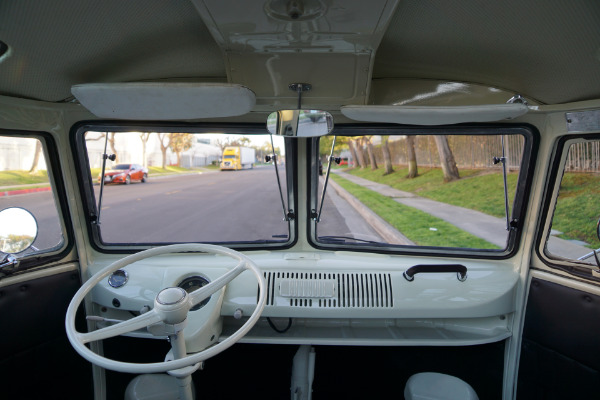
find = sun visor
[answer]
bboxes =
[71,83,256,120]
[340,104,529,125]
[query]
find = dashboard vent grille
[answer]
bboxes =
[261,272,394,308]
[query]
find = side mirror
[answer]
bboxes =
[0,207,38,254]
[267,109,334,137]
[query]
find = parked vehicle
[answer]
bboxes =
[1,2,600,400]
[220,146,255,170]
[99,163,148,184]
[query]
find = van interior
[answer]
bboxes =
[1,1,600,399]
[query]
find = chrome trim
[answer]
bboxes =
[107,269,129,288]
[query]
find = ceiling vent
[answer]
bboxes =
[262,271,394,308]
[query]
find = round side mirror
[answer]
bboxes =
[0,207,38,254]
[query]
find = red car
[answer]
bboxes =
[99,163,148,185]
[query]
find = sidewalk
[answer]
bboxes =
[332,170,591,258]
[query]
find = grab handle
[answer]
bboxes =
[403,264,467,282]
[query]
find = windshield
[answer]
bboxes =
[80,128,290,247]
[312,127,534,255]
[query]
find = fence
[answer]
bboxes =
[565,141,600,172]
[371,135,524,170]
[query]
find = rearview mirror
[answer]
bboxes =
[0,207,38,254]
[267,110,333,137]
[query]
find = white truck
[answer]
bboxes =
[220,146,256,170]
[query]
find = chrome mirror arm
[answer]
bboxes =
[0,253,19,274]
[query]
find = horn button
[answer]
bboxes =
[154,287,190,324]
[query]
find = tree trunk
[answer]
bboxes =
[382,136,394,175]
[108,133,118,163]
[365,137,378,170]
[406,135,418,178]
[176,152,182,167]
[348,140,360,168]
[433,135,460,182]
[140,133,150,168]
[157,133,171,169]
[28,140,42,173]
[353,139,367,168]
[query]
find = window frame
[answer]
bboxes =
[70,121,298,253]
[536,133,600,280]
[0,129,74,274]
[308,123,539,259]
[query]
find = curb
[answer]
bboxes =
[328,178,415,245]
[0,186,52,197]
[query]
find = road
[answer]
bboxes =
[1,167,380,248]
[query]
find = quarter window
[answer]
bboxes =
[0,135,65,256]
[544,138,600,265]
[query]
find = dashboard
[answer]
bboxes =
[89,250,518,352]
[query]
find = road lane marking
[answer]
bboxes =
[165,190,181,195]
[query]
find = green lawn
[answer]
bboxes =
[346,167,517,218]
[331,174,499,249]
[553,173,600,247]
[0,170,49,187]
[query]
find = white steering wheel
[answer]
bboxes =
[66,243,266,374]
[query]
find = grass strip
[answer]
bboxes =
[90,165,201,178]
[0,170,50,186]
[552,172,600,247]
[331,174,500,249]
[347,167,517,218]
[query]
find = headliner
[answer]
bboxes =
[1,0,599,106]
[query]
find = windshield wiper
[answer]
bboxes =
[493,135,511,231]
[95,133,116,225]
[268,134,294,222]
[313,136,341,222]
[317,235,387,245]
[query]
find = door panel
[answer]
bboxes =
[517,273,600,399]
[0,131,91,398]
[0,268,92,399]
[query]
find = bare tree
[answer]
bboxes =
[406,135,418,178]
[28,140,43,174]
[364,136,378,170]
[157,133,171,169]
[85,132,119,165]
[381,136,394,175]
[102,132,118,163]
[139,132,151,168]
[433,135,460,182]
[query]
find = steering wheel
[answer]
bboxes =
[66,243,266,374]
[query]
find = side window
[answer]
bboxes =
[544,138,600,265]
[0,135,65,258]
